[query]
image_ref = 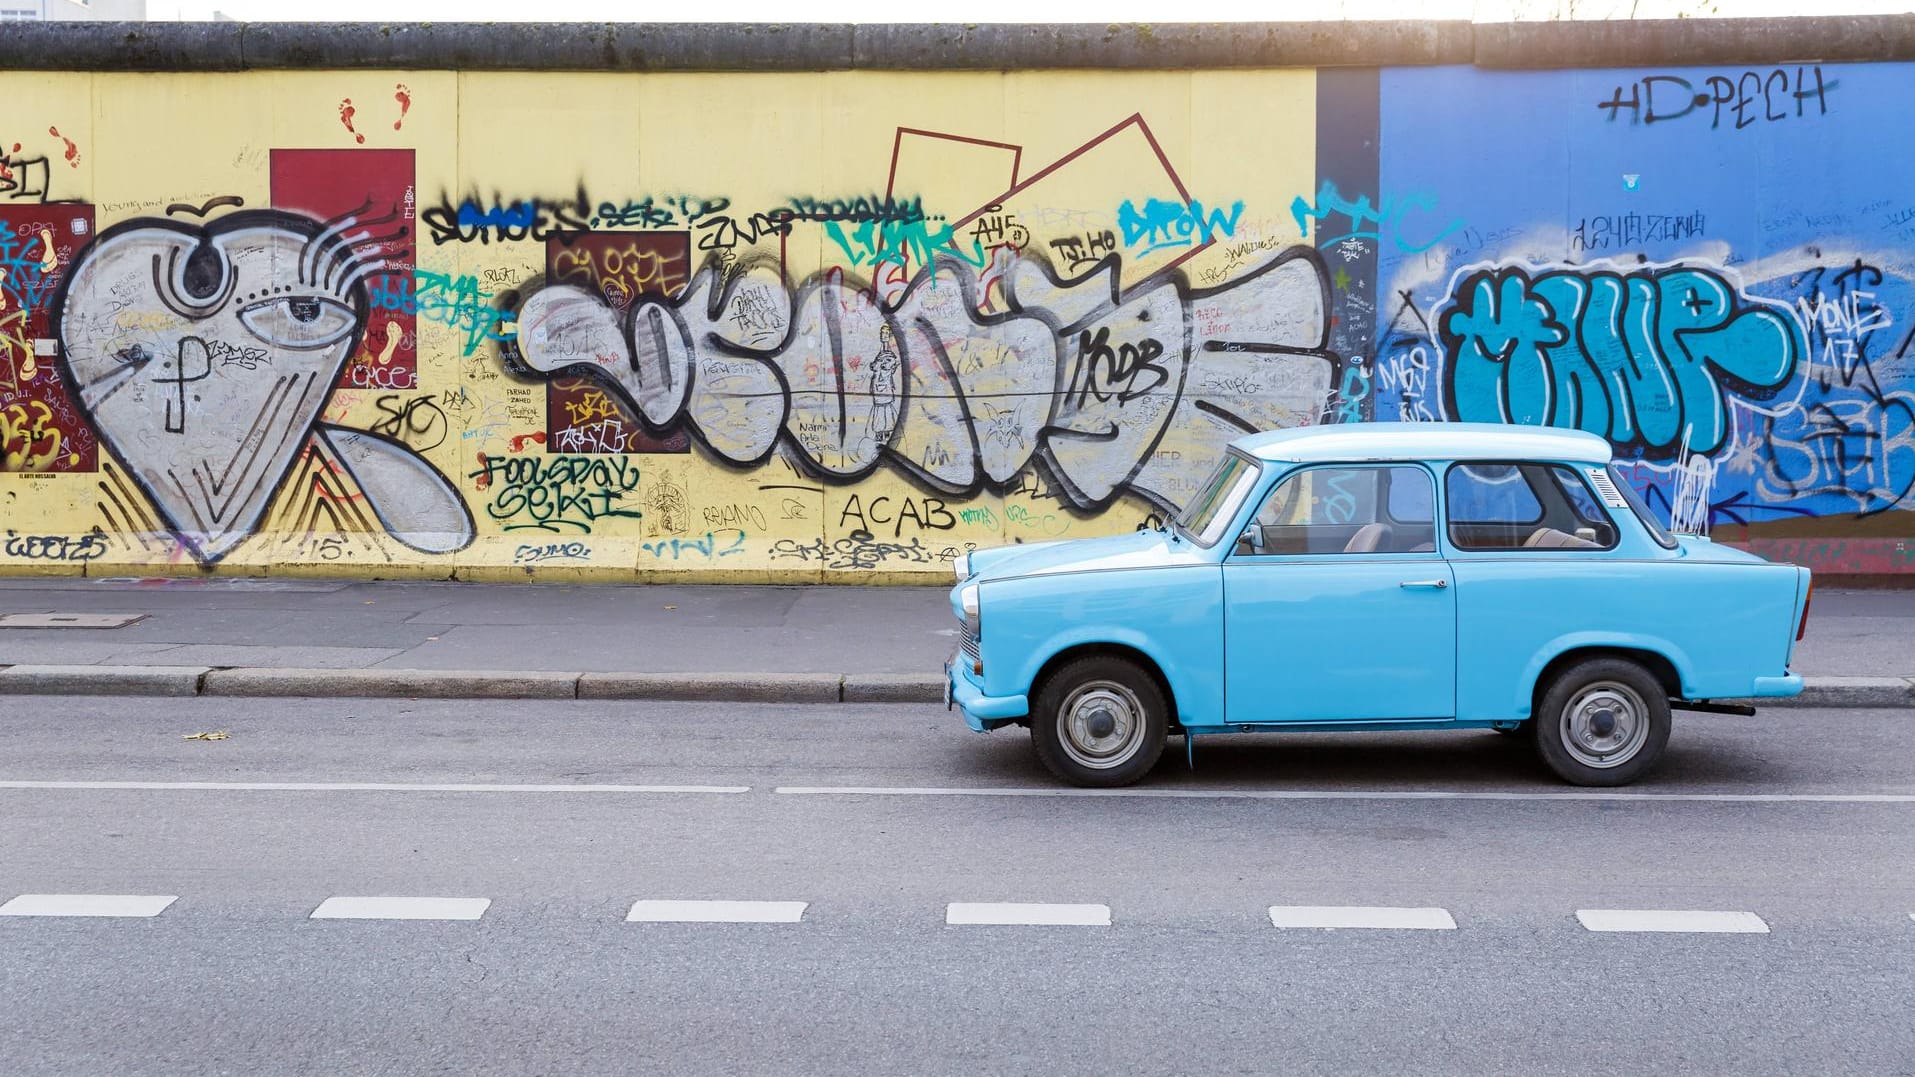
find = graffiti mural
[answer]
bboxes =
[510,246,1334,513]
[1437,262,1805,456]
[53,210,474,562]
[0,56,1910,580]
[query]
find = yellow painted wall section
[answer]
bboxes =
[0,68,1321,582]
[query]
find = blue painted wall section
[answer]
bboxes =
[1375,62,1915,569]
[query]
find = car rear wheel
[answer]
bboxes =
[1031,656,1168,788]
[1532,658,1671,786]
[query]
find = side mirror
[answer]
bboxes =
[1237,526,1265,555]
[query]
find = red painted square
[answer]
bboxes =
[270,149,417,391]
[1,205,97,471]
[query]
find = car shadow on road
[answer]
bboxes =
[948,726,1792,791]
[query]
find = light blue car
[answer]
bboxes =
[946,423,1811,788]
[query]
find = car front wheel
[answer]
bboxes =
[1030,656,1168,788]
[1533,658,1671,786]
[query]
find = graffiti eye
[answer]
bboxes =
[237,295,358,351]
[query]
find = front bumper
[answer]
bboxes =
[946,656,1028,732]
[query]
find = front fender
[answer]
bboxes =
[979,565,1224,726]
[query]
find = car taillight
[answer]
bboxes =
[1797,581,1813,641]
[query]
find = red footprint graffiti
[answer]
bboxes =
[393,84,412,130]
[47,126,79,167]
[337,99,365,144]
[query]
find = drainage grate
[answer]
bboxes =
[0,613,148,629]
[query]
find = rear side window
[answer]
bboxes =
[1445,464,1541,526]
[1594,465,1680,550]
[1446,462,1619,551]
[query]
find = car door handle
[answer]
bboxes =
[1399,579,1449,590]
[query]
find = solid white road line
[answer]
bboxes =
[625,900,808,923]
[1576,909,1770,933]
[1268,905,1457,930]
[310,896,491,921]
[946,902,1111,926]
[0,781,749,794]
[0,894,177,918]
[775,786,1915,803]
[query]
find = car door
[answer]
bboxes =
[1223,463,1456,724]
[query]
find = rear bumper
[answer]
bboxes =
[948,660,1028,732]
[1750,673,1805,698]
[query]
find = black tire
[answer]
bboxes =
[1532,657,1671,787]
[1030,656,1168,788]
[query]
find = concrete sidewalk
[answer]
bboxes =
[0,577,1910,706]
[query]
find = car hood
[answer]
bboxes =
[970,529,1210,582]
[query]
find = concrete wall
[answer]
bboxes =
[1,20,1911,582]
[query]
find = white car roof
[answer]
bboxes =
[1235,422,1615,465]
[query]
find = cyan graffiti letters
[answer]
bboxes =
[1439,262,1805,455]
[641,529,747,560]
[1117,197,1244,257]
[1290,181,1462,255]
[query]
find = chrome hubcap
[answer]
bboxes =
[1058,681,1146,771]
[1561,681,1650,768]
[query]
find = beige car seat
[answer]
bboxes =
[1342,522,1391,553]
[1523,527,1601,549]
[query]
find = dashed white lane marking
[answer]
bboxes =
[774,786,1915,803]
[625,900,808,923]
[0,781,749,794]
[0,894,177,918]
[310,896,491,921]
[946,902,1111,926]
[1576,909,1770,933]
[1269,905,1457,930]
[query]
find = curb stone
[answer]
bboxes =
[200,667,578,700]
[842,673,947,704]
[0,664,209,697]
[577,672,842,704]
[0,666,1908,708]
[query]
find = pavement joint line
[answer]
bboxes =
[0,894,177,918]
[946,902,1112,926]
[1268,905,1458,930]
[1575,909,1771,933]
[771,786,1915,803]
[0,781,752,794]
[625,900,809,923]
[310,896,491,921]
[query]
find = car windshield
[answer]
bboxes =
[1174,453,1259,547]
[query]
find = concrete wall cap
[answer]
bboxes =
[19,17,1914,72]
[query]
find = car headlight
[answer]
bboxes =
[960,583,979,619]
[953,551,972,582]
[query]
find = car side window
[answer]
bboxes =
[1446,462,1619,551]
[1242,465,1435,556]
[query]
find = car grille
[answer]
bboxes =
[960,614,980,665]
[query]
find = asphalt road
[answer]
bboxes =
[3,698,1913,1076]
